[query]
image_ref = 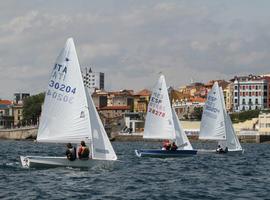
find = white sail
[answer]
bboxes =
[199,82,226,140]
[143,75,175,140]
[37,38,91,143]
[218,87,242,150]
[86,89,117,160]
[218,115,242,150]
[172,107,193,150]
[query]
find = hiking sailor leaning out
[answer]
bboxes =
[78,141,90,160]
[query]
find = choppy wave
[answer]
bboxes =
[0,140,269,199]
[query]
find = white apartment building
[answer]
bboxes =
[83,67,104,93]
[233,75,268,112]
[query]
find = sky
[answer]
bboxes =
[1,0,270,99]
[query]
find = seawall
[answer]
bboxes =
[112,133,270,143]
[1,126,270,143]
[0,127,37,140]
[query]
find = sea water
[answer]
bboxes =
[0,140,269,200]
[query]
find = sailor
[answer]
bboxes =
[170,142,178,151]
[162,139,171,150]
[65,143,76,161]
[78,141,90,160]
[216,145,228,153]
[216,145,223,153]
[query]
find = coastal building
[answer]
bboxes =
[92,90,108,109]
[224,83,234,112]
[179,82,206,99]
[0,100,13,129]
[232,75,268,112]
[14,93,30,104]
[12,104,23,127]
[173,97,205,120]
[121,112,145,133]
[83,67,104,93]
[133,89,151,113]
[107,90,134,111]
[258,112,270,134]
[98,105,130,122]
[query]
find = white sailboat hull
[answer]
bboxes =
[20,156,115,168]
[197,149,244,155]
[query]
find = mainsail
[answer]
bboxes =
[143,75,175,140]
[37,38,91,143]
[199,82,226,140]
[37,38,118,160]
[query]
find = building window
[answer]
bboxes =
[255,99,258,104]
[235,85,238,90]
[249,92,251,96]
[249,85,252,90]
[242,99,246,105]
[234,92,238,97]
[256,85,258,90]
[243,85,245,90]
[234,99,238,103]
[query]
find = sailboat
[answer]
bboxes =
[135,75,197,157]
[20,38,117,168]
[198,82,243,154]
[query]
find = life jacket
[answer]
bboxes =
[80,146,90,159]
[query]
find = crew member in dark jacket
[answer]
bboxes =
[66,143,76,161]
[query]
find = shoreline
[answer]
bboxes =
[1,127,270,143]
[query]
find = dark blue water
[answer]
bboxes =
[0,140,269,200]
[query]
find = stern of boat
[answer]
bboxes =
[20,156,30,168]
[135,150,142,157]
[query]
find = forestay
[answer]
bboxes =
[172,107,193,150]
[199,82,226,140]
[143,75,175,140]
[37,38,92,143]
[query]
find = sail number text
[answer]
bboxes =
[48,80,76,94]
[46,80,76,104]
[148,107,165,118]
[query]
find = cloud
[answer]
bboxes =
[1,0,270,99]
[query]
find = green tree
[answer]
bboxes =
[191,106,203,120]
[22,93,45,125]
[229,109,260,123]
